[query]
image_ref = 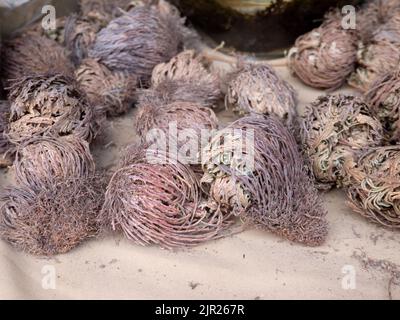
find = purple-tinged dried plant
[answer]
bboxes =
[76,58,137,116]
[100,145,234,249]
[6,74,96,144]
[288,10,358,90]
[202,115,328,246]
[301,95,384,190]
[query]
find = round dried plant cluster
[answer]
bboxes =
[202,115,328,246]
[301,95,384,189]
[288,10,358,90]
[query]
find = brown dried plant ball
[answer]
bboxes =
[14,136,95,191]
[76,58,137,116]
[288,10,358,90]
[0,101,12,168]
[226,64,297,127]
[365,68,400,141]
[0,176,104,256]
[1,34,74,84]
[201,115,328,247]
[89,1,186,82]
[301,95,384,190]
[100,145,234,249]
[347,146,400,229]
[7,74,95,144]
[349,15,400,92]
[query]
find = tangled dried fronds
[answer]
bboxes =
[226,64,297,127]
[349,15,400,91]
[357,0,400,42]
[89,1,186,82]
[301,95,384,190]
[135,101,218,162]
[1,35,74,84]
[100,145,234,249]
[366,67,400,141]
[347,146,400,228]
[7,74,95,144]
[79,0,133,25]
[288,10,358,90]
[0,101,12,167]
[76,58,137,116]
[0,175,104,256]
[202,115,328,246]
[14,136,95,190]
[64,15,100,66]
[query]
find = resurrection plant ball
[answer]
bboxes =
[100,146,234,249]
[288,10,358,90]
[14,135,95,191]
[349,15,400,92]
[76,58,137,116]
[0,101,12,168]
[226,64,297,127]
[7,74,95,144]
[347,146,400,228]
[0,176,104,256]
[201,115,328,246]
[301,95,384,190]
[89,1,186,82]
[1,35,74,83]
[365,67,400,141]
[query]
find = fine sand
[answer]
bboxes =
[1,66,399,300]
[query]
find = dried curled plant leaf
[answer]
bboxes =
[0,101,12,168]
[100,145,234,249]
[347,146,400,228]
[0,175,105,256]
[1,35,74,84]
[89,1,186,82]
[301,94,384,189]
[76,58,137,116]
[226,64,297,127]
[64,15,100,66]
[349,15,400,91]
[7,74,96,144]
[202,115,328,246]
[365,67,400,141]
[14,135,95,191]
[288,10,358,90]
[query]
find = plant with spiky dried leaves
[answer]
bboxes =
[301,95,384,190]
[0,175,105,256]
[226,64,297,128]
[346,146,400,229]
[100,145,235,249]
[89,1,186,82]
[76,58,137,116]
[202,115,328,246]
[1,35,74,84]
[288,10,358,90]
[6,74,96,144]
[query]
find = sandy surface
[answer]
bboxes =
[1,66,400,300]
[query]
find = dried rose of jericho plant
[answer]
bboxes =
[0,101,12,168]
[349,15,400,92]
[1,35,74,84]
[288,10,358,90]
[301,95,384,190]
[0,175,104,256]
[76,58,137,116]
[100,145,234,249]
[365,67,400,141]
[201,115,328,246]
[6,74,96,144]
[226,64,297,127]
[346,146,400,229]
[89,1,186,82]
[14,136,95,191]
